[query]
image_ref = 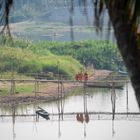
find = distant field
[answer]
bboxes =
[10,21,114,42]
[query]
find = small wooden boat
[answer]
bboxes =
[36,107,50,120]
[86,82,124,89]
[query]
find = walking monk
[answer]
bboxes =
[84,71,88,81]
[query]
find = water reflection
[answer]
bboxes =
[0,83,140,140]
[57,82,65,120]
[75,84,90,137]
[112,120,115,137]
[111,82,116,120]
[57,82,65,138]
[76,113,89,123]
[11,105,16,140]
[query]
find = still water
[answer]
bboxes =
[0,83,140,140]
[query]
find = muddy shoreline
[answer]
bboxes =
[0,83,81,107]
[0,70,112,107]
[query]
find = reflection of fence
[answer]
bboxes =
[1,112,140,120]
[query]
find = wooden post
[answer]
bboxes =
[57,60,60,115]
[10,80,13,95]
[60,82,63,120]
[10,79,15,95]
[37,81,39,95]
[34,79,39,97]
[57,80,60,115]
[13,80,15,95]
[35,79,37,97]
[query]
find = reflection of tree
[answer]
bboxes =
[83,84,89,137]
[57,71,65,138]
[57,82,65,120]
[83,81,89,123]
[76,83,90,123]
[76,84,90,137]
[112,120,115,137]
[58,115,61,138]
[11,105,16,140]
[84,112,89,123]
[111,82,116,120]
[110,85,116,138]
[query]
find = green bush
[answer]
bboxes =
[36,40,122,70]
[0,37,124,79]
[0,42,82,79]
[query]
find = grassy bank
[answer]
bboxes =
[35,40,123,70]
[0,38,83,79]
[11,38,123,70]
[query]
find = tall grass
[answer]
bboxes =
[0,40,82,79]
[36,40,123,70]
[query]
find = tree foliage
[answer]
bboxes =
[0,40,82,78]
[36,40,122,70]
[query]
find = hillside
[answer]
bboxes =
[0,38,83,79]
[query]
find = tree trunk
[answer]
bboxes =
[106,1,140,108]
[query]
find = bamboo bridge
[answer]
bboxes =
[0,77,129,95]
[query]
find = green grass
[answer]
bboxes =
[0,72,33,79]
[0,84,34,96]
[0,88,9,96]
[15,85,34,94]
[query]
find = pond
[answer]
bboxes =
[0,83,140,140]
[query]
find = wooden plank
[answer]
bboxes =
[0,79,130,83]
